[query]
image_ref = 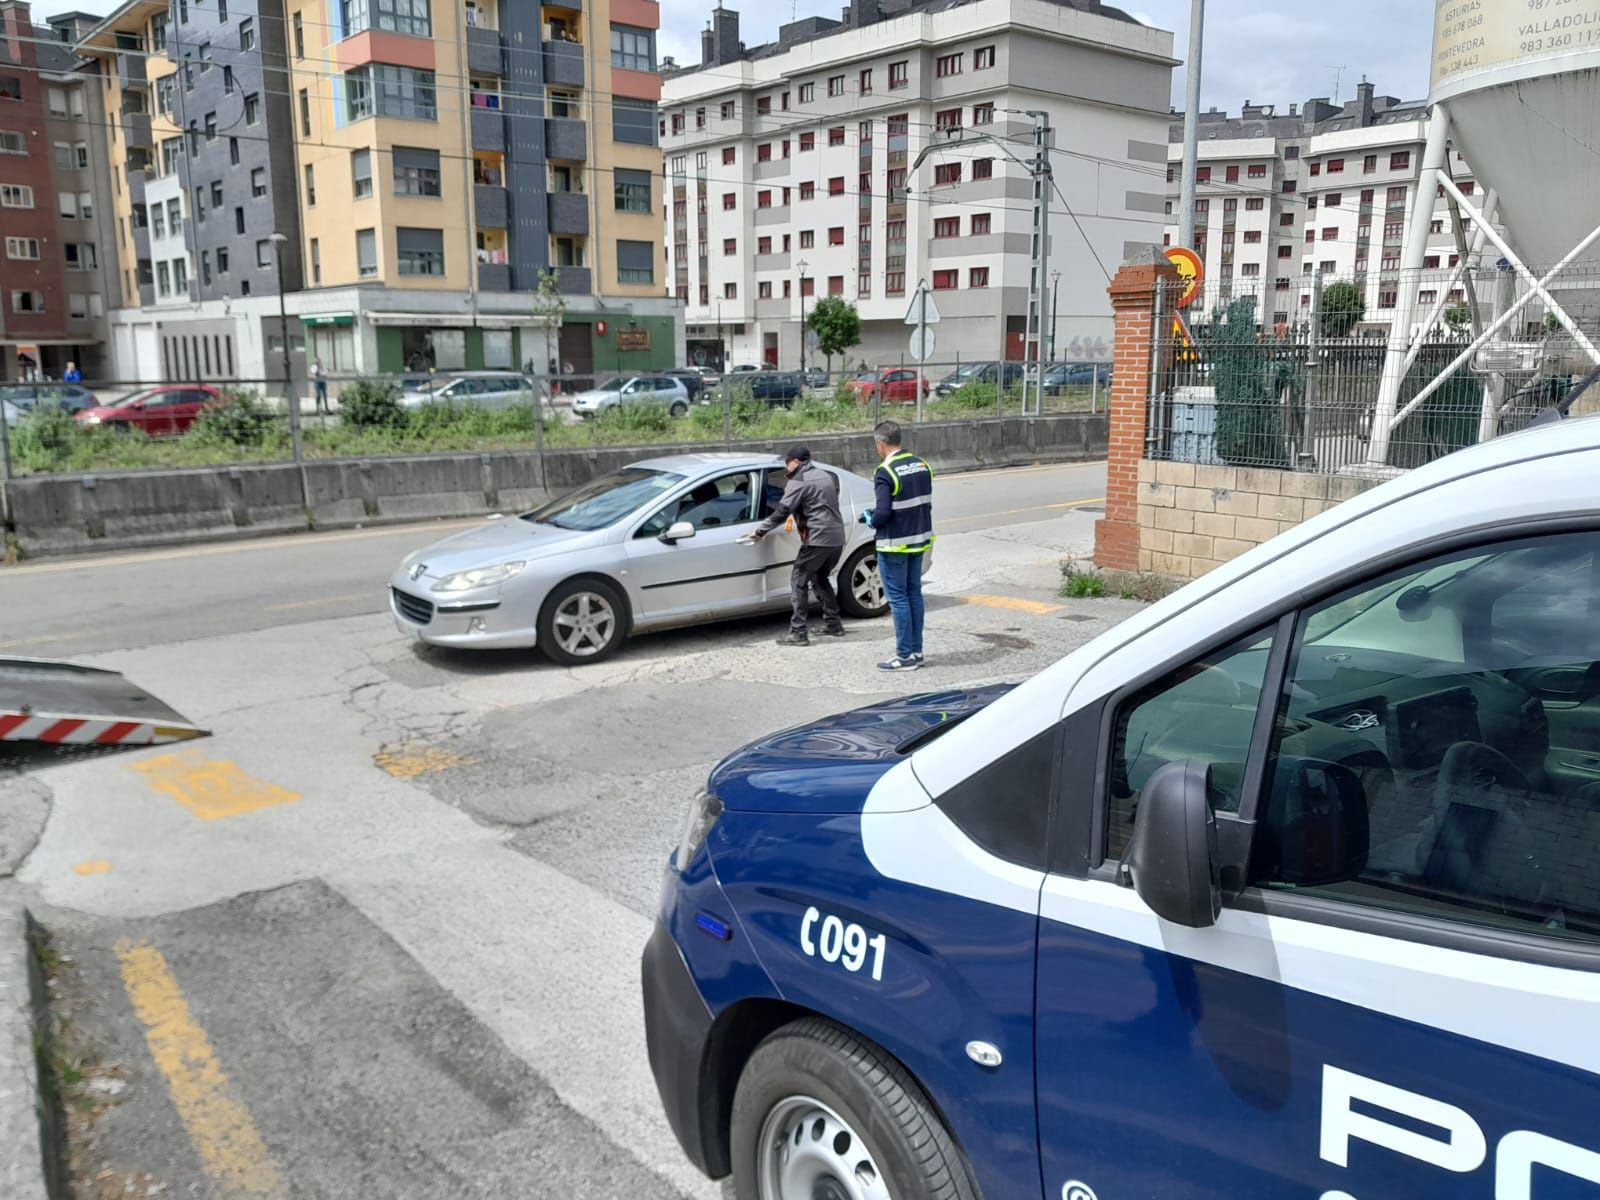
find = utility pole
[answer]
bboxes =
[1049,269,1061,363]
[1022,110,1052,415]
[796,258,809,373]
[1177,0,1205,249]
[716,300,724,372]
[269,232,306,504]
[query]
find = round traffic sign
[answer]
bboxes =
[1164,246,1204,309]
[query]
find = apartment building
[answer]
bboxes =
[1164,81,1479,332]
[0,1,119,380]
[79,0,680,387]
[661,0,1174,372]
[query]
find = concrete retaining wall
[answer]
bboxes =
[5,414,1107,559]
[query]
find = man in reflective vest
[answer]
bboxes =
[864,420,934,671]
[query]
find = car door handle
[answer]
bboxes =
[1558,758,1600,776]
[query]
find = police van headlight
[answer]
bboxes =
[676,789,723,871]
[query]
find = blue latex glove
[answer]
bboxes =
[859,510,876,528]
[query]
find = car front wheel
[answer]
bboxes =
[731,1018,978,1200]
[838,546,889,619]
[669,400,689,418]
[538,577,626,666]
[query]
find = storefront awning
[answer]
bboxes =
[299,312,356,327]
[363,312,530,330]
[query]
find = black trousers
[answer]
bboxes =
[791,543,843,635]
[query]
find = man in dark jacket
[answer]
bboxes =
[864,421,933,671]
[747,445,847,646]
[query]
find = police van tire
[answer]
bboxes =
[730,1017,979,1200]
[838,547,890,619]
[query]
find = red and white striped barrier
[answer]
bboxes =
[0,711,205,746]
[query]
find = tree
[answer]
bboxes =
[1444,303,1473,335]
[1199,299,1292,468]
[1319,281,1366,339]
[806,296,861,375]
[529,268,567,399]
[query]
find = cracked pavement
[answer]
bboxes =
[0,463,1129,1199]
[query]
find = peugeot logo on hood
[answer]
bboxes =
[409,562,428,581]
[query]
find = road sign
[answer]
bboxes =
[1164,246,1204,309]
[903,284,942,326]
[908,326,937,361]
[804,329,820,352]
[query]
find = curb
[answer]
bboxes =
[0,899,50,1200]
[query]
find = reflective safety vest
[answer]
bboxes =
[873,451,935,554]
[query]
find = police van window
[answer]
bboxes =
[1106,629,1275,861]
[1252,530,1600,947]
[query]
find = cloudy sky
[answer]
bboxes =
[660,0,1438,114]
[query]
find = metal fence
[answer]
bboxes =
[0,361,1110,482]
[1144,271,1597,475]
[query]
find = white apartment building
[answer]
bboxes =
[1164,83,1480,332]
[661,0,1174,372]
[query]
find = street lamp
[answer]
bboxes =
[1049,270,1061,363]
[268,231,304,475]
[796,258,809,374]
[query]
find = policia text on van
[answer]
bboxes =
[643,415,1600,1200]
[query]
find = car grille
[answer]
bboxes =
[391,587,434,626]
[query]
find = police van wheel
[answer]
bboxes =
[838,548,889,619]
[731,1018,978,1200]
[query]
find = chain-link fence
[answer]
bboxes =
[0,360,1110,480]
[1144,269,1600,476]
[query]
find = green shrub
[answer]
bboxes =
[598,402,670,436]
[1060,557,1108,599]
[338,378,408,430]
[934,382,1001,414]
[188,388,276,448]
[10,407,90,473]
[689,402,725,436]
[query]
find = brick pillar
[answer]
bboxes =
[1093,253,1181,572]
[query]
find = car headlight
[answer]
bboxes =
[80,414,101,425]
[431,561,526,593]
[676,789,723,871]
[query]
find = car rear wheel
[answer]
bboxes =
[731,1018,977,1200]
[538,578,626,666]
[838,547,888,619]
[669,400,689,418]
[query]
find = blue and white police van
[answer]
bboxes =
[643,415,1600,1200]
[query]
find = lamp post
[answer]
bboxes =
[796,258,809,373]
[716,300,724,372]
[1049,270,1061,363]
[268,231,305,481]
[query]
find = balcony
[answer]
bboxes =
[548,191,589,235]
[126,167,147,205]
[543,39,584,88]
[477,262,511,291]
[467,25,503,75]
[470,106,505,152]
[552,265,591,295]
[138,282,156,306]
[474,184,507,228]
[117,50,147,89]
[545,117,588,161]
[121,112,153,151]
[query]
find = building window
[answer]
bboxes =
[932,269,958,289]
[256,238,275,268]
[757,142,772,162]
[0,131,25,155]
[224,66,234,94]
[799,229,814,249]
[934,217,959,238]
[973,103,994,125]
[935,108,961,130]
[889,60,908,89]
[393,146,441,196]
[798,132,814,152]
[757,236,771,254]
[1246,197,1264,210]
[234,205,245,234]
[341,0,429,37]
[756,95,771,115]
[972,158,993,180]
[975,45,995,70]
[356,228,377,277]
[613,98,656,146]
[934,162,961,185]
[969,266,989,288]
[721,100,735,119]
[758,281,772,299]
[755,189,772,209]
[724,282,736,299]
[935,53,961,77]
[886,167,906,201]
[828,74,845,97]
[797,82,814,104]
[229,138,240,166]
[828,226,844,246]
[723,192,736,210]
[293,11,304,57]
[210,181,224,207]
[1390,151,1411,170]
[828,176,844,196]
[1282,180,1297,194]
[5,237,40,260]
[1325,192,1341,207]
[723,238,736,256]
[616,239,654,284]
[298,89,311,135]
[859,68,872,94]
[1226,165,1239,183]
[396,226,443,275]
[344,65,436,121]
[614,168,650,213]
[722,147,735,164]
[670,112,685,135]
[799,182,815,200]
[1327,157,1344,173]
[829,127,845,146]
[971,213,990,235]
[1247,163,1266,179]
[1278,245,1293,258]
[1243,230,1261,243]
[352,148,373,198]
[1387,185,1407,203]
[0,184,32,208]
[304,164,316,206]
[244,92,261,124]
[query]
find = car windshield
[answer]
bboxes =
[951,363,989,379]
[108,389,155,407]
[523,468,686,531]
[593,378,628,393]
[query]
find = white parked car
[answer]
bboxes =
[569,375,693,419]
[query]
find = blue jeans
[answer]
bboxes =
[878,551,924,660]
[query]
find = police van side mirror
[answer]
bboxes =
[1122,760,1221,928]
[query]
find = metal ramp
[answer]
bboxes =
[0,657,208,746]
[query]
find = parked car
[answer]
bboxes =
[388,453,900,664]
[0,382,98,414]
[933,360,1025,396]
[802,367,829,390]
[730,364,764,374]
[662,368,711,400]
[643,414,1600,1200]
[846,368,929,405]
[74,385,222,436]
[399,372,535,410]
[1043,362,1112,392]
[570,375,693,418]
[716,371,804,408]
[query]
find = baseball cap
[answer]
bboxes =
[784,445,812,463]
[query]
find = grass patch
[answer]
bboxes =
[1059,557,1108,599]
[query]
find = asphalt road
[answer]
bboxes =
[0,460,1105,657]
[1,460,1124,1200]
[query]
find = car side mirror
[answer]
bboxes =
[1121,760,1221,928]
[660,520,696,544]
[129,399,145,410]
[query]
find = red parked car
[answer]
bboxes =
[846,367,929,405]
[74,385,222,436]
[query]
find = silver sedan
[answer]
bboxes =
[388,453,891,664]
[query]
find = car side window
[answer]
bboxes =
[635,472,758,539]
[1106,630,1275,861]
[1252,530,1600,947]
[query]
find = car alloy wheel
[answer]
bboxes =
[851,555,884,612]
[552,590,617,658]
[757,1095,890,1200]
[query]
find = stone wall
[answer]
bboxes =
[1135,460,1378,578]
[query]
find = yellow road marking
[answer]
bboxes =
[72,860,113,876]
[959,594,1065,616]
[374,746,476,779]
[941,495,1106,526]
[116,941,283,1196]
[131,751,300,821]
[0,631,81,650]
[262,591,376,613]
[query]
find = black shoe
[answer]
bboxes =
[776,632,810,647]
[821,626,846,638]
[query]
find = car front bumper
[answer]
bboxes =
[388,583,540,649]
[642,919,720,1177]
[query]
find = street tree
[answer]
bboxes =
[1444,303,1473,335]
[806,296,861,376]
[530,269,568,399]
[1319,281,1366,339]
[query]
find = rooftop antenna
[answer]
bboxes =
[1327,65,1348,105]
